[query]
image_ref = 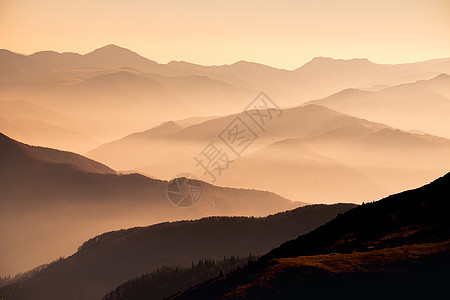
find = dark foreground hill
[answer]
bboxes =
[103,255,257,300]
[0,203,354,300]
[168,172,450,299]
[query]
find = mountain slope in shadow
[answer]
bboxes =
[0,132,299,277]
[0,132,114,174]
[169,172,450,299]
[103,255,256,300]
[0,204,355,300]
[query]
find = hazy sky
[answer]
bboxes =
[1,0,449,69]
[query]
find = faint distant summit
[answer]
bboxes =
[86,44,136,55]
[299,56,373,69]
[83,44,160,71]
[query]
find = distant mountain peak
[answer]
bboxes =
[434,73,449,79]
[90,44,131,52]
[125,121,183,140]
[311,56,334,61]
[82,44,159,71]
[167,60,201,66]
[229,60,283,70]
[298,57,374,71]
[0,49,24,57]
[232,60,254,65]
[159,120,181,128]
[31,50,60,55]
[311,56,371,63]
[29,50,83,60]
[85,44,141,58]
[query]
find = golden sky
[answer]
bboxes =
[1,0,449,69]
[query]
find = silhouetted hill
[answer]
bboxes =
[0,133,299,277]
[0,204,355,300]
[169,173,450,299]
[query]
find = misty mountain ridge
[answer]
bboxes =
[2,44,449,153]
[0,203,355,300]
[88,101,450,204]
[0,132,300,277]
[306,73,450,138]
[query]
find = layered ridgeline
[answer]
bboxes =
[306,73,450,139]
[0,203,355,300]
[1,45,449,152]
[88,103,450,204]
[2,45,449,102]
[0,132,302,277]
[167,172,450,299]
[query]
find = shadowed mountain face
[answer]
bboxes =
[168,172,450,299]
[0,204,355,300]
[88,104,450,203]
[0,133,300,277]
[1,45,449,152]
[306,73,450,138]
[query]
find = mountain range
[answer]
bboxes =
[88,102,450,203]
[0,203,354,300]
[167,172,450,299]
[1,44,449,299]
[1,45,449,152]
[306,73,450,138]
[0,132,300,277]
[13,170,445,300]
